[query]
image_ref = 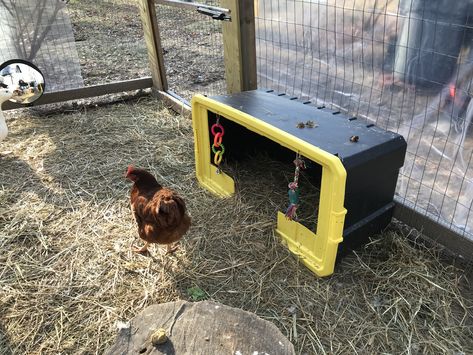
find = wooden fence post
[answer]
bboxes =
[221,0,257,93]
[139,0,168,91]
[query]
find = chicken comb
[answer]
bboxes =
[126,165,135,175]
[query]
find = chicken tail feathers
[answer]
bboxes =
[154,192,188,227]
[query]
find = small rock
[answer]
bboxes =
[150,328,168,345]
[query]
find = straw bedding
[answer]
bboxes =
[0,96,472,354]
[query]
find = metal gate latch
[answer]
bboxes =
[197,7,231,21]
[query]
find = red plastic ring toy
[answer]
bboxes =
[213,132,223,147]
[211,123,224,136]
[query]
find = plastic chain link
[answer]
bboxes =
[210,118,225,172]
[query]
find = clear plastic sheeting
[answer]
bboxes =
[0,0,83,92]
[255,0,473,240]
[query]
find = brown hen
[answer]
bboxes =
[125,166,191,254]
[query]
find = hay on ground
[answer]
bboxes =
[0,96,472,354]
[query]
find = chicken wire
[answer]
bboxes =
[256,0,473,241]
[0,0,83,92]
[67,0,150,86]
[155,0,226,102]
[0,0,226,97]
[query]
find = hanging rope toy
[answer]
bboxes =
[210,116,225,174]
[285,154,306,220]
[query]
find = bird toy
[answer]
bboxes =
[285,154,306,220]
[210,115,225,174]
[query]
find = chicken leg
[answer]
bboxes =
[131,241,149,254]
[165,243,179,254]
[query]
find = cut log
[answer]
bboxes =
[105,300,295,355]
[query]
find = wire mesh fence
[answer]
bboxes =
[256,0,473,241]
[0,0,226,100]
[0,0,83,92]
[67,0,150,86]
[0,0,153,92]
[155,0,226,101]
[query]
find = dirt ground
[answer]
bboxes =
[67,0,151,85]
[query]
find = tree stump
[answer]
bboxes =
[105,300,295,355]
